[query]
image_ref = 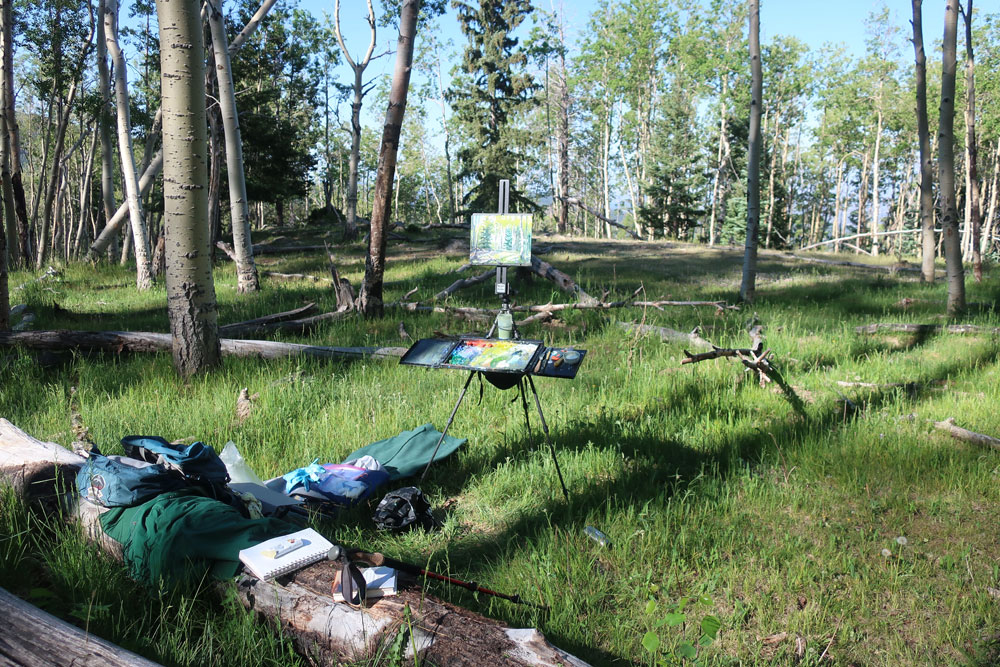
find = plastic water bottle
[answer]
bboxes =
[584,526,611,548]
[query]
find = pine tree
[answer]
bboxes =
[450,0,538,215]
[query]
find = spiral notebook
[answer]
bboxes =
[238,528,333,580]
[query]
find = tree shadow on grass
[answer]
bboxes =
[405,343,1000,665]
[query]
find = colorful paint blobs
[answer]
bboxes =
[444,339,540,372]
[470,213,533,266]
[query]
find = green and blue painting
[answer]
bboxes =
[470,213,533,266]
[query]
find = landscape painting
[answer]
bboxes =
[469,214,533,266]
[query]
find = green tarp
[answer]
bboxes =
[100,490,295,586]
[342,423,466,480]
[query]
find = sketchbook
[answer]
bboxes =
[238,528,333,580]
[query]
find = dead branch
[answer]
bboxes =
[398,322,410,340]
[855,323,1000,336]
[775,252,921,274]
[327,250,356,312]
[434,269,493,300]
[530,256,599,305]
[619,322,714,351]
[557,196,641,240]
[219,303,318,335]
[516,311,554,327]
[391,298,736,322]
[932,417,1000,451]
[262,271,331,283]
[681,326,806,416]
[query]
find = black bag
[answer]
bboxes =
[372,487,439,531]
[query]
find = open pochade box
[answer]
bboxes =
[399,337,586,380]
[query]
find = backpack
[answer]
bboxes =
[76,452,185,508]
[121,436,230,486]
[372,487,440,532]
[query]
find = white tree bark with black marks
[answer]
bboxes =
[911,0,936,282]
[206,0,259,293]
[95,0,116,253]
[740,0,762,303]
[104,0,153,289]
[962,0,982,282]
[938,0,966,315]
[86,0,280,262]
[334,0,377,241]
[156,0,220,376]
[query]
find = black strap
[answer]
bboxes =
[339,558,368,607]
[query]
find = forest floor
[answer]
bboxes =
[2,225,999,666]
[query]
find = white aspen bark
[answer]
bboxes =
[74,130,99,256]
[939,0,966,315]
[982,142,998,256]
[86,0,279,261]
[740,0,762,303]
[95,0,116,241]
[912,0,936,282]
[207,0,259,293]
[764,110,781,248]
[871,103,883,256]
[156,0,220,376]
[104,0,152,289]
[962,0,982,280]
[708,73,729,247]
[833,158,845,252]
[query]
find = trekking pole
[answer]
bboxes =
[344,547,549,611]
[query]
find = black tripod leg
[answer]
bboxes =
[420,370,477,483]
[518,377,533,441]
[526,374,569,503]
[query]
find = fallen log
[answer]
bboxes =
[774,252,921,274]
[0,330,406,361]
[261,271,331,283]
[855,323,1000,336]
[932,417,1000,451]
[433,269,494,301]
[530,256,599,305]
[219,311,353,338]
[393,298,735,320]
[619,322,713,350]
[0,420,590,666]
[0,586,162,667]
[218,302,318,336]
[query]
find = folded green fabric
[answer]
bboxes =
[341,423,467,480]
[100,490,296,587]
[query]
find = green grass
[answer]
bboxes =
[2,229,1000,665]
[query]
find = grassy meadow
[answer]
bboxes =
[2,227,999,665]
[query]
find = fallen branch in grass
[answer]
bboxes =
[775,252,921,274]
[0,330,406,361]
[261,271,331,283]
[681,326,806,416]
[220,311,354,337]
[14,266,61,291]
[855,323,1000,336]
[557,196,641,240]
[0,420,586,666]
[434,269,493,300]
[219,303,318,335]
[932,417,1000,451]
[619,322,714,351]
[530,255,599,305]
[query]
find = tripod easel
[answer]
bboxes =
[418,181,569,502]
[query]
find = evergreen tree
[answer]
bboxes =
[449,0,538,215]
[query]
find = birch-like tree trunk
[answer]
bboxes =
[207,0,259,293]
[740,0,762,304]
[962,1,982,282]
[938,0,966,316]
[1,0,29,265]
[358,0,419,318]
[870,102,883,256]
[86,0,279,262]
[95,0,116,251]
[911,0,936,282]
[334,0,376,242]
[104,0,153,289]
[156,0,220,376]
[1,82,15,267]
